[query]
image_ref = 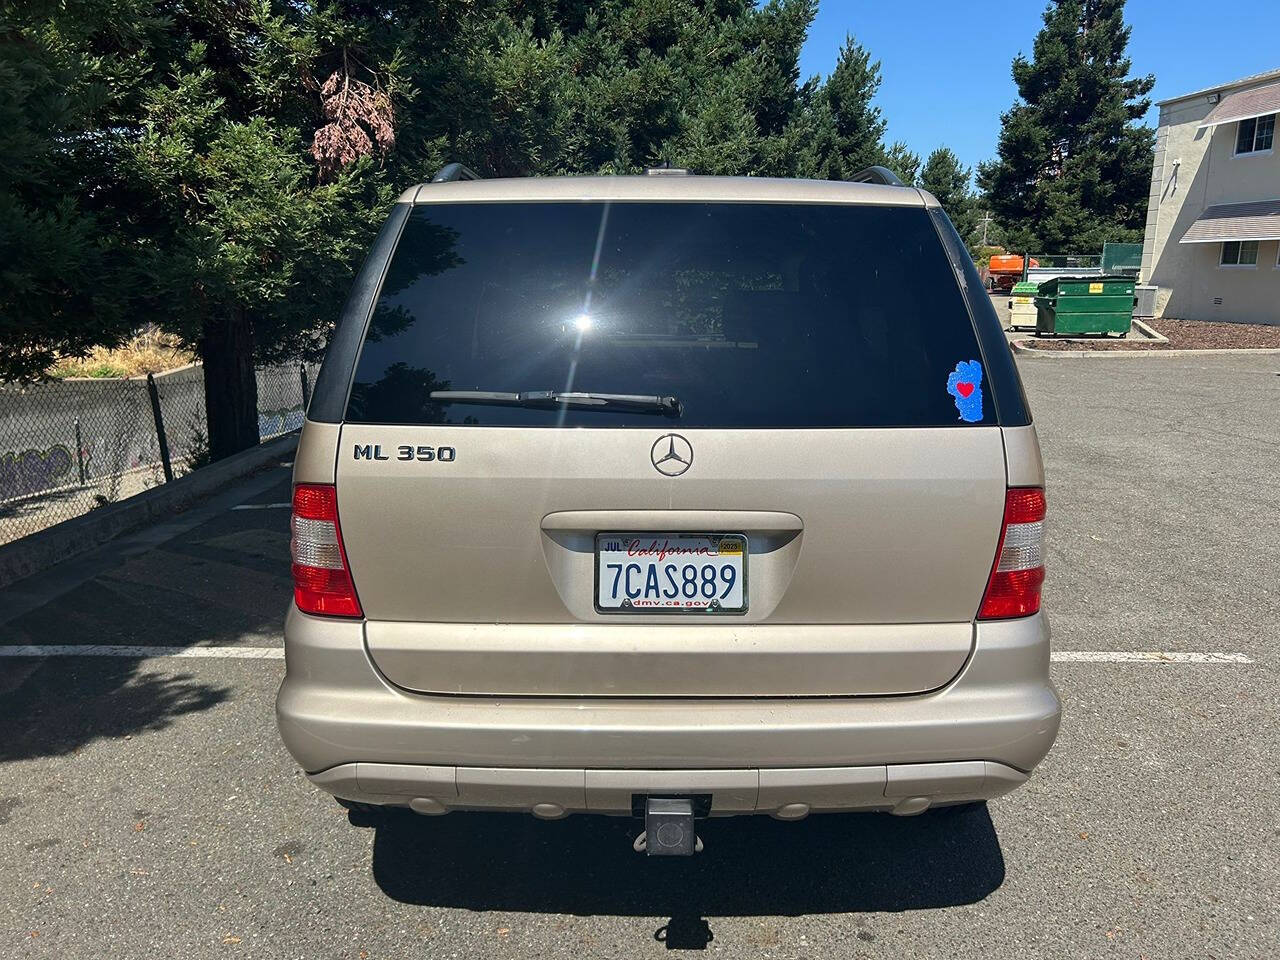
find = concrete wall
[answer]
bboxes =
[1141,76,1280,324]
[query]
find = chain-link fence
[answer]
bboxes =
[1,363,316,546]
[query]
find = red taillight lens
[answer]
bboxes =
[291,483,363,618]
[978,487,1046,620]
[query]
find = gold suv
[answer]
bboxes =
[276,166,1060,856]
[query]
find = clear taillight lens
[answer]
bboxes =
[978,488,1046,620]
[291,484,362,618]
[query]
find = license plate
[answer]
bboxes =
[595,534,747,613]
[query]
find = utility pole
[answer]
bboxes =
[978,210,994,246]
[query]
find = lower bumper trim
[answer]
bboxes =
[310,759,1028,817]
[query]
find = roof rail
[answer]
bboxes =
[645,162,692,176]
[430,162,482,183]
[849,165,903,187]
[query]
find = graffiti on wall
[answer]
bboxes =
[258,406,305,440]
[82,435,158,476]
[0,433,163,503]
[0,445,75,500]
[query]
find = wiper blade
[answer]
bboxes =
[429,390,683,418]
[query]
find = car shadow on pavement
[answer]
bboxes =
[0,488,287,763]
[0,655,230,764]
[370,804,1004,918]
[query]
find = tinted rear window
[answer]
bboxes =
[346,202,993,427]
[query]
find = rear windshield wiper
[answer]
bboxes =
[429,390,683,418]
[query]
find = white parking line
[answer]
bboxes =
[0,645,284,659]
[0,646,1254,664]
[230,502,292,510]
[1052,651,1253,664]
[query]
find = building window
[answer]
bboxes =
[1236,114,1275,154]
[1220,240,1259,266]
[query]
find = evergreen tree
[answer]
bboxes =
[977,0,1154,253]
[880,141,920,186]
[1,1,389,456]
[372,0,818,181]
[119,7,389,460]
[792,34,886,180]
[2,0,903,460]
[921,146,979,247]
[0,1,160,380]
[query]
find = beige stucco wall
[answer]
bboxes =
[1140,75,1280,325]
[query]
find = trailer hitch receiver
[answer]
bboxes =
[636,797,700,856]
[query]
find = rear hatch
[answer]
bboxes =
[333,192,1008,697]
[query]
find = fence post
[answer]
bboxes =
[146,373,174,483]
[74,418,87,484]
[299,363,311,412]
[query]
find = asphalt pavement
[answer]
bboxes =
[2,331,1278,959]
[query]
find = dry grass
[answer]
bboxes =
[49,328,196,379]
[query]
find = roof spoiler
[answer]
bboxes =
[430,162,483,183]
[849,165,904,187]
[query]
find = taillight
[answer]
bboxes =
[978,487,1046,620]
[291,483,363,618]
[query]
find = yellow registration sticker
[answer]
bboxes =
[717,538,744,555]
[1089,282,1104,294]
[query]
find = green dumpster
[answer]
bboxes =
[1034,275,1135,336]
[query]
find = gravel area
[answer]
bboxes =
[1018,317,1280,351]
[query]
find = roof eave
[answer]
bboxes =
[1156,66,1280,108]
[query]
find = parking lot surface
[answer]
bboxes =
[2,347,1278,958]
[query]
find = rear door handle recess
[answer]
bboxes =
[540,510,802,533]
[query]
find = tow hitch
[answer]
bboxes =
[634,797,703,856]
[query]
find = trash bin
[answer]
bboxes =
[1035,276,1136,336]
[1007,281,1039,330]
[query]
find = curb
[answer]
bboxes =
[1011,341,1280,358]
[1006,319,1169,345]
[1131,318,1169,342]
[0,433,298,589]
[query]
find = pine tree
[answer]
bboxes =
[881,141,921,186]
[3,0,901,460]
[921,146,979,247]
[1,1,390,456]
[118,8,390,460]
[976,0,1154,253]
[373,0,818,181]
[0,1,160,381]
[792,35,887,180]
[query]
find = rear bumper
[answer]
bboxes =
[276,608,1060,816]
[310,759,1031,818]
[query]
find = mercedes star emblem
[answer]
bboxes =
[650,434,693,476]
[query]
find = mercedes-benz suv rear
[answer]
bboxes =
[276,170,1060,850]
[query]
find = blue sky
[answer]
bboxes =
[799,0,1280,178]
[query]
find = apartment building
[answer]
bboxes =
[1140,69,1280,324]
